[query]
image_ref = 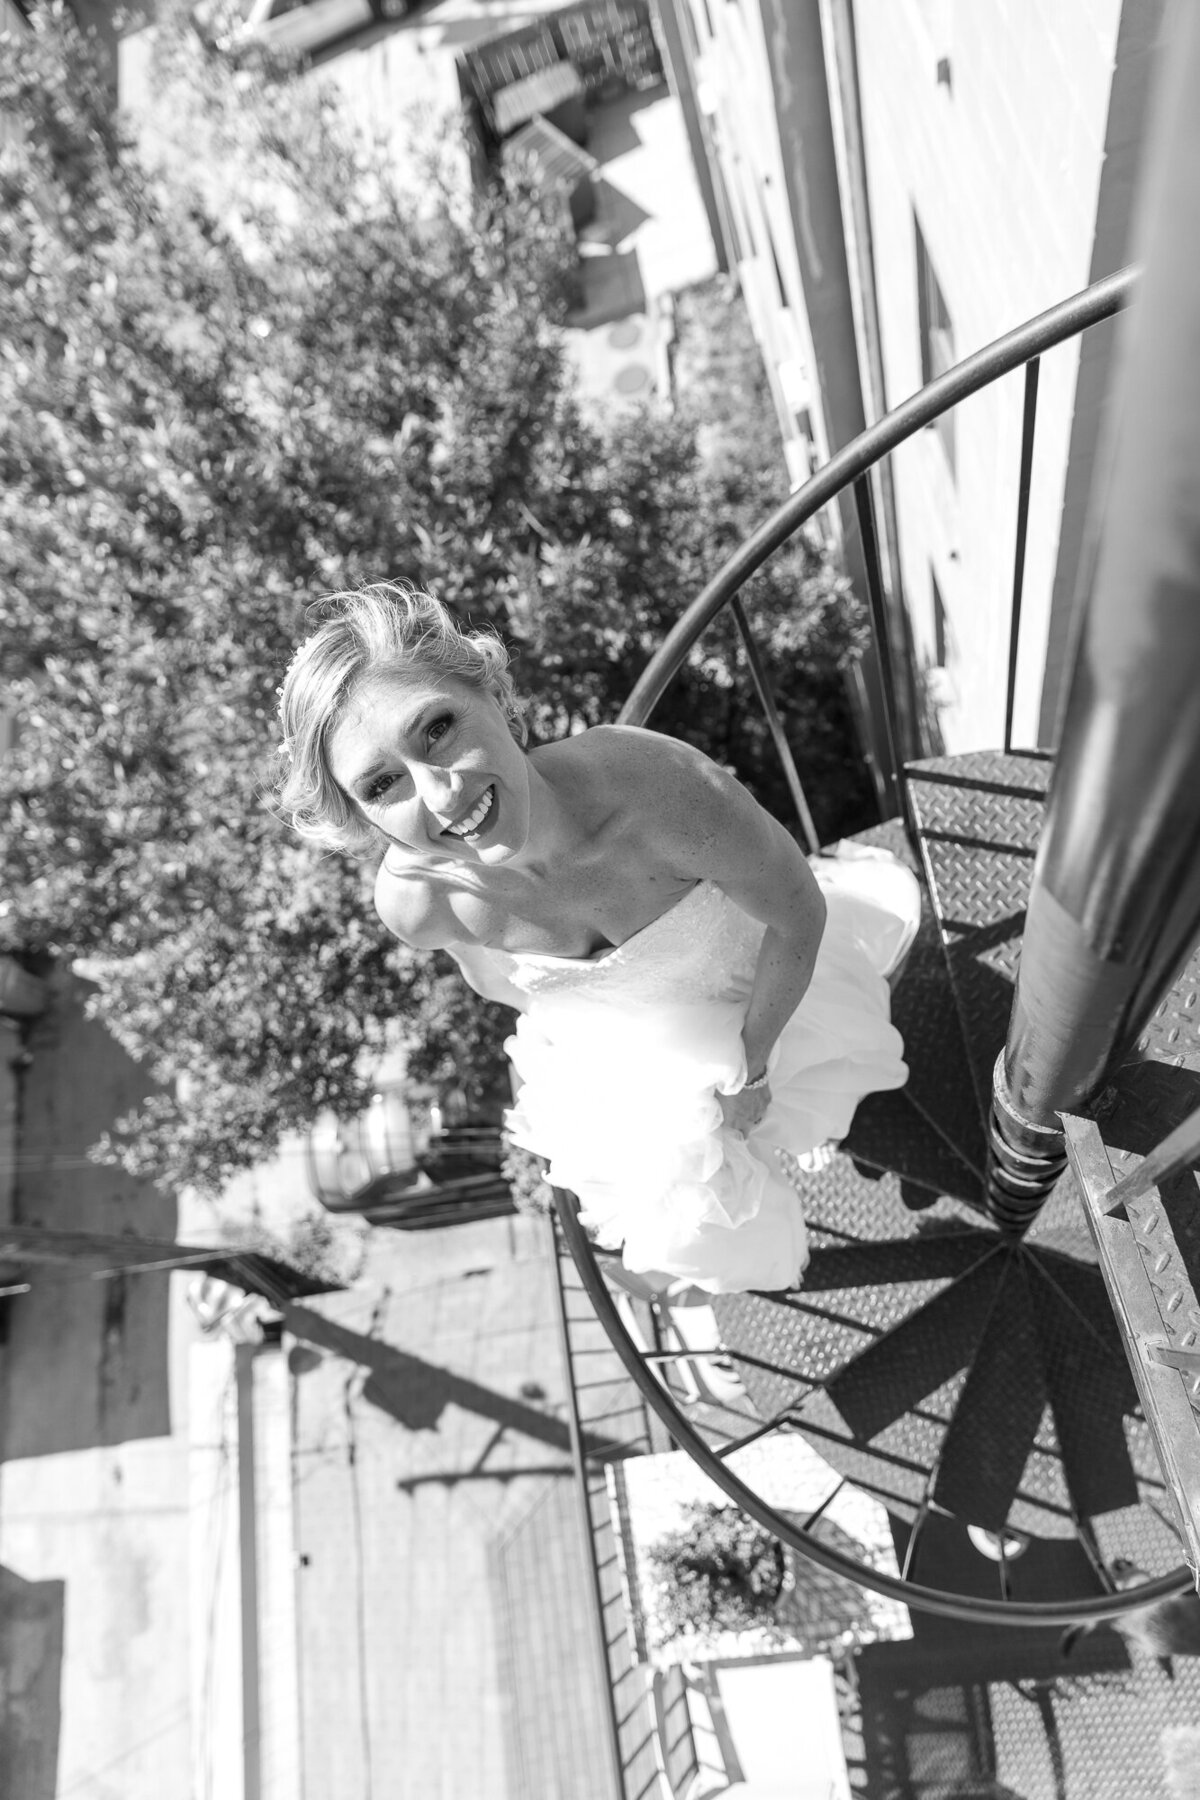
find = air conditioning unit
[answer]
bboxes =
[563,311,661,413]
[606,314,657,403]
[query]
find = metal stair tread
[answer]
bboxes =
[905,751,1051,1132]
[930,1255,1049,1530]
[839,817,989,1181]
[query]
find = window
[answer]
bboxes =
[914,213,956,475]
[932,568,949,665]
[767,222,789,311]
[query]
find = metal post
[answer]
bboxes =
[852,473,906,820]
[987,10,1200,1227]
[1004,357,1040,753]
[546,1219,632,1800]
[730,596,821,853]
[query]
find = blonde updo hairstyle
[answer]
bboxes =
[276,582,526,855]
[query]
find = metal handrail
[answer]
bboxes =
[619,266,1136,731]
[557,1189,1189,1628]
[556,264,1198,1625]
[547,1219,636,1800]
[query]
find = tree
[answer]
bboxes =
[0,6,868,1194]
[647,1501,879,1654]
[648,1501,788,1639]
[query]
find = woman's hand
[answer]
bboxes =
[719,1081,772,1137]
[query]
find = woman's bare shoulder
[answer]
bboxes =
[550,722,710,785]
[584,724,732,804]
[568,724,798,884]
[539,724,717,834]
[547,725,755,869]
[374,859,460,949]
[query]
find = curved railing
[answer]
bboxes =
[555,264,1197,1627]
[558,1196,1190,1627]
[620,266,1134,745]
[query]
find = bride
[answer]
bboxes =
[276,583,920,1293]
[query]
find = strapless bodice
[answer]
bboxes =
[484,880,762,1004]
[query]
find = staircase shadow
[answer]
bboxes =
[848,891,1032,1211]
[0,1566,63,1799]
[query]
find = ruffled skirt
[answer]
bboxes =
[505,852,918,1293]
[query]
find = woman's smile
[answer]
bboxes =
[443,784,497,841]
[327,672,529,864]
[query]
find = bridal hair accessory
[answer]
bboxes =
[275,627,328,753]
[276,631,321,710]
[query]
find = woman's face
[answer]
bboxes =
[327,669,530,866]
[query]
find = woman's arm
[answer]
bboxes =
[608,728,827,1127]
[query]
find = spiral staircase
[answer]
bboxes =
[713,767,1194,1597]
[557,255,1200,1634]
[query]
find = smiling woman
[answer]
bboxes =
[277,584,526,858]
[274,582,920,1292]
[326,672,531,865]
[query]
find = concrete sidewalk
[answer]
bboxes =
[0,969,193,1799]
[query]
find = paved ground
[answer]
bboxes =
[0,966,623,1797]
[0,970,193,1800]
[283,1212,618,1800]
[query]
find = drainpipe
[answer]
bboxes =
[987,7,1200,1228]
[236,1342,263,1800]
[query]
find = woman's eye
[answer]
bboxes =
[427,712,455,746]
[365,772,397,804]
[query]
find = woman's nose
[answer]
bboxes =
[411,762,459,817]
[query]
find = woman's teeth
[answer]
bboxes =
[445,787,495,839]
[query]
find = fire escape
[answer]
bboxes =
[557,16,1200,1638]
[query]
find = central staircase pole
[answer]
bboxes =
[987,8,1200,1228]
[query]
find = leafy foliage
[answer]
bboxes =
[501,1139,556,1218]
[648,1501,787,1639]
[648,1500,881,1653]
[0,7,869,1193]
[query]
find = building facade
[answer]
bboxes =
[656,0,1168,754]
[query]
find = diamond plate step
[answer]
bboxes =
[905,752,1051,1127]
[695,757,1200,1567]
[825,1252,1007,1442]
[840,819,988,1191]
[930,1256,1047,1530]
[713,1144,1145,1539]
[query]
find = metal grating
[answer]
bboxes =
[931,1259,1048,1531]
[843,819,989,1190]
[1026,1254,1142,1520]
[906,752,1051,1125]
[704,772,1187,1557]
[826,1254,1007,1443]
[554,744,1200,1618]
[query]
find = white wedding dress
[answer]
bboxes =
[494,848,921,1294]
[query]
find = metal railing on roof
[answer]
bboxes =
[548,1220,697,1800]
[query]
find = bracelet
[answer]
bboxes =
[742,1067,771,1091]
